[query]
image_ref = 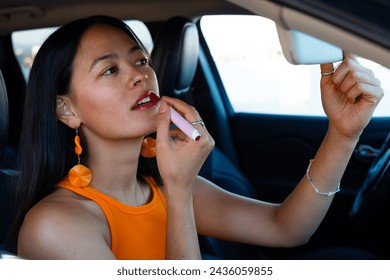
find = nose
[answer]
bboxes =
[131,70,148,87]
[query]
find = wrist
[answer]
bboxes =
[164,182,194,205]
[327,125,360,147]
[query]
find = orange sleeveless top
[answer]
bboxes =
[56,177,167,260]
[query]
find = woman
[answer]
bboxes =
[11,15,383,259]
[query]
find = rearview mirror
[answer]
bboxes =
[276,25,343,65]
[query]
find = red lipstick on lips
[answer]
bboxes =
[132,91,155,110]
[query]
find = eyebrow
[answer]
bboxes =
[89,45,143,72]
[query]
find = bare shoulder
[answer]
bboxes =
[18,188,115,259]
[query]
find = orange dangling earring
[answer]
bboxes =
[68,128,92,187]
[140,136,157,158]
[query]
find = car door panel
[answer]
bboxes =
[230,113,390,205]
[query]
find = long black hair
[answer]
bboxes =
[7,15,161,253]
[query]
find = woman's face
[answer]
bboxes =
[68,24,159,141]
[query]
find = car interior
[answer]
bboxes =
[1,0,390,260]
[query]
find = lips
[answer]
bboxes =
[131,91,156,110]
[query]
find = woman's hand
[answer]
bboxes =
[155,96,214,192]
[320,52,384,140]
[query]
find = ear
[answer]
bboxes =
[56,97,81,128]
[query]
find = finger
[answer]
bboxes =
[169,127,187,141]
[358,71,382,87]
[346,83,384,105]
[320,63,335,76]
[320,63,335,86]
[161,96,199,121]
[338,52,372,76]
[155,102,173,149]
[342,51,358,61]
[339,70,381,94]
[335,59,380,89]
[362,84,384,105]
[344,82,362,104]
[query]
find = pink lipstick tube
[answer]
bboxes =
[149,93,201,141]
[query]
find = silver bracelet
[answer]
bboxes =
[306,160,341,197]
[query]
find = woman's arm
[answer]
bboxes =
[155,101,214,259]
[193,132,365,247]
[193,54,384,247]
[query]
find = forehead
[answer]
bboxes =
[75,24,139,61]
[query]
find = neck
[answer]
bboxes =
[84,137,143,193]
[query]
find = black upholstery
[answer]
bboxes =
[152,16,199,97]
[151,16,264,259]
[0,169,17,248]
[0,69,18,250]
[0,70,8,153]
[0,34,26,152]
[0,64,17,170]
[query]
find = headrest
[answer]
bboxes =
[151,16,199,97]
[0,69,8,151]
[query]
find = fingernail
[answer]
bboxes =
[159,102,168,113]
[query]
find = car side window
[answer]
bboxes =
[200,15,390,117]
[12,20,153,81]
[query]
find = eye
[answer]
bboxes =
[135,58,150,66]
[102,66,117,76]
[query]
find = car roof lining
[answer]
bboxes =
[0,0,251,34]
[0,0,388,68]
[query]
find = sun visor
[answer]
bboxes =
[276,26,343,65]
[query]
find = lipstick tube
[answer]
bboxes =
[149,93,201,141]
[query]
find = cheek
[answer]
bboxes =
[82,97,124,121]
[74,87,126,128]
[79,101,130,139]
[147,69,160,93]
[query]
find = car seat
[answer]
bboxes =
[0,68,18,250]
